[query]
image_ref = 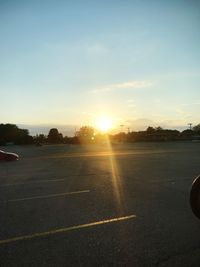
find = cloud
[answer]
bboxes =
[180,102,200,107]
[127,99,135,103]
[126,99,136,108]
[91,80,154,93]
[128,103,136,108]
[113,81,153,89]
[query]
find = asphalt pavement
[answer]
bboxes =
[0,142,200,267]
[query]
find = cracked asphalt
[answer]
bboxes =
[0,142,200,266]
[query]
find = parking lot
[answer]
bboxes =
[0,142,200,266]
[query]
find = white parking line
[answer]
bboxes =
[0,214,136,245]
[3,190,90,203]
[0,173,110,187]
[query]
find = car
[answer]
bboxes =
[190,175,200,219]
[0,150,19,161]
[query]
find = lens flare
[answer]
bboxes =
[104,135,125,212]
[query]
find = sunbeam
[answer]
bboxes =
[105,135,125,213]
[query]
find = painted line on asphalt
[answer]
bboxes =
[0,173,111,188]
[150,177,191,183]
[0,214,136,245]
[0,178,65,187]
[3,190,90,203]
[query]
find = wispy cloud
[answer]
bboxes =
[180,102,200,107]
[91,80,154,93]
[126,99,135,103]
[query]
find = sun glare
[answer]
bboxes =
[96,117,112,133]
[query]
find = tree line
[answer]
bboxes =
[0,123,200,146]
[36,124,200,144]
[0,124,33,145]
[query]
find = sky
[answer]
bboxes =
[0,0,200,135]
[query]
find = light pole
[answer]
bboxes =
[120,124,124,133]
[188,123,192,130]
[120,124,124,143]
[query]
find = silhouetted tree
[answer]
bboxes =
[0,124,33,145]
[47,128,63,144]
[34,134,47,145]
[155,126,163,132]
[63,136,79,144]
[146,126,156,133]
[193,124,200,134]
[181,129,193,135]
[77,126,95,144]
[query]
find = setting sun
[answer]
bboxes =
[96,117,112,133]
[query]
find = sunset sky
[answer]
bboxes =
[0,0,200,135]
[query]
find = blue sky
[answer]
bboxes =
[0,0,200,134]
